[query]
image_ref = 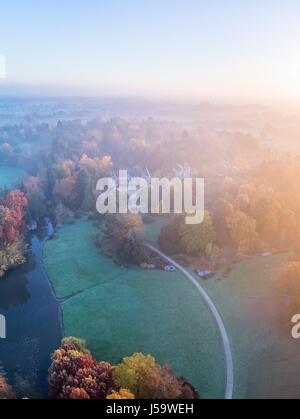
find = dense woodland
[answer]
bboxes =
[1,117,300,261]
[1,116,300,398]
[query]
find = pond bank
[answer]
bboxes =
[0,218,62,398]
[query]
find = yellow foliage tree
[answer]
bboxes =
[112,353,181,399]
[113,353,156,397]
[107,389,135,399]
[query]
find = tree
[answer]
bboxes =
[112,353,181,399]
[24,176,39,194]
[158,215,183,255]
[159,212,216,256]
[112,353,156,397]
[214,200,259,253]
[177,376,199,399]
[53,177,76,207]
[225,209,258,253]
[0,190,28,246]
[109,213,142,240]
[45,167,57,198]
[116,233,149,264]
[48,337,113,399]
[107,389,135,399]
[72,169,89,210]
[0,241,27,277]
[14,374,42,399]
[26,189,47,220]
[0,375,16,399]
[79,154,113,180]
[0,190,28,276]
[237,193,250,213]
[179,211,216,256]
[252,195,281,244]
[138,363,181,399]
[61,336,90,354]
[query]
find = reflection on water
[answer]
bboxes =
[0,219,61,398]
[0,265,32,309]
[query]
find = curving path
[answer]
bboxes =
[146,244,234,400]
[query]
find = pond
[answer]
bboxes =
[0,219,61,398]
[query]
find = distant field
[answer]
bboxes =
[43,218,297,399]
[0,166,25,189]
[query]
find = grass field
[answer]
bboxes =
[43,219,226,399]
[188,253,300,399]
[0,166,25,189]
[141,216,167,244]
[43,220,121,298]
[43,218,299,399]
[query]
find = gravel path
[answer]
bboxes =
[147,244,234,399]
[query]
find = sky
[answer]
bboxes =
[1,0,300,100]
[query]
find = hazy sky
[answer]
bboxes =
[1,0,300,99]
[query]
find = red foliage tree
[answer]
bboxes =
[53,177,75,203]
[48,339,113,399]
[0,190,27,247]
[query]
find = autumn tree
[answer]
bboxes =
[225,209,258,253]
[159,212,215,256]
[179,211,216,256]
[113,353,182,399]
[116,233,149,265]
[109,213,142,240]
[107,389,135,399]
[214,200,259,253]
[158,215,183,255]
[48,337,113,399]
[138,363,181,399]
[103,213,148,264]
[71,169,94,211]
[79,154,113,180]
[0,191,28,277]
[53,177,76,207]
[0,375,16,399]
[177,376,199,399]
[253,195,281,244]
[0,241,27,277]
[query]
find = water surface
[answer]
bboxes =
[0,219,61,398]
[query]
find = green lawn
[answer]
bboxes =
[141,216,167,244]
[0,166,25,189]
[43,219,226,399]
[188,253,300,399]
[43,218,298,399]
[43,220,123,298]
